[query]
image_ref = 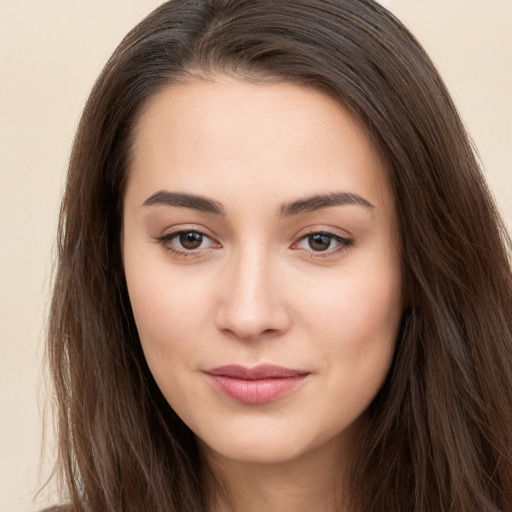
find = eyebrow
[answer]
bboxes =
[142,190,374,216]
[142,190,225,215]
[279,192,374,217]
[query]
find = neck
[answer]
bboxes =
[201,434,356,512]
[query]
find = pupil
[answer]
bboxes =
[180,231,202,249]
[309,234,331,251]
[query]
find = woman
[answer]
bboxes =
[45,0,512,511]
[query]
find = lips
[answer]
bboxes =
[204,364,310,404]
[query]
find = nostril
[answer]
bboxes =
[216,310,290,341]
[214,258,291,339]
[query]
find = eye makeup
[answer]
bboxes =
[153,226,354,260]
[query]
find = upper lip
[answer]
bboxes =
[205,364,310,380]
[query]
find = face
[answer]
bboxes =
[123,78,403,466]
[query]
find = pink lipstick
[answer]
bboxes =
[204,364,309,404]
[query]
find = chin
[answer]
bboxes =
[196,420,353,467]
[201,440,309,466]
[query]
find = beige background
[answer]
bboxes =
[0,1,510,510]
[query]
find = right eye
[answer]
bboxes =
[154,229,220,256]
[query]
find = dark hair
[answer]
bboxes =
[47,1,512,511]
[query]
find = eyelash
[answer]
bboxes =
[292,230,354,258]
[153,230,219,258]
[153,229,354,259]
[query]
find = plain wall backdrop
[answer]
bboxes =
[0,1,510,510]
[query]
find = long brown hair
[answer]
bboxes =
[46,1,512,511]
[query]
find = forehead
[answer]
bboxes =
[127,77,393,215]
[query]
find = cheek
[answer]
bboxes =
[124,251,216,371]
[305,266,401,340]
[297,271,401,436]
[125,268,218,419]
[130,279,203,337]
[301,265,402,390]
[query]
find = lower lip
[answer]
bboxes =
[207,375,307,404]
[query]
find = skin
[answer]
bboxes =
[123,77,403,512]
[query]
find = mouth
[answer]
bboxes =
[204,364,310,404]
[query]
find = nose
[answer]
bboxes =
[215,246,291,341]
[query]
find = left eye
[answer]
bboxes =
[295,232,351,252]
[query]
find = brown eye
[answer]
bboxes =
[293,231,353,256]
[179,231,203,249]
[308,233,332,251]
